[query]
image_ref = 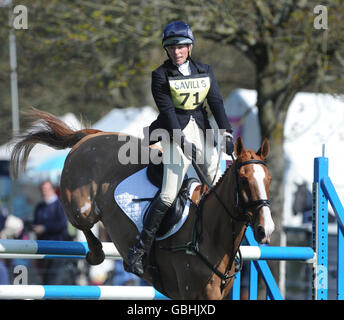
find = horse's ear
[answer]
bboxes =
[234,136,245,157]
[257,138,270,159]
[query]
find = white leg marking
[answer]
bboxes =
[80,202,91,214]
[253,165,275,238]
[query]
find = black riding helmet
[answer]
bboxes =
[162,21,194,47]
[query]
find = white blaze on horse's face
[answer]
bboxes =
[253,164,275,243]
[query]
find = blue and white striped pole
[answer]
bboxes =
[0,239,120,260]
[0,285,168,300]
[240,246,314,262]
[0,239,315,261]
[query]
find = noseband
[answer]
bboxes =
[234,159,271,224]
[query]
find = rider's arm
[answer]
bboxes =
[151,68,182,134]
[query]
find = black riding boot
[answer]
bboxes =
[127,197,170,276]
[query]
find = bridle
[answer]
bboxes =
[195,158,271,287]
[233,159,271,224]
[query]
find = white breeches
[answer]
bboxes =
[159,116,222,206]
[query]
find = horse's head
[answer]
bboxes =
[233,137,274,244]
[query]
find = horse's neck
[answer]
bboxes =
[214,163,236,212]
[210,163,246,261]
[202,164,242,244]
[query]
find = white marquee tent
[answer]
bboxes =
[92,106,158,138]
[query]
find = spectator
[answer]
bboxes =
[33,180,77,284]
[33,180,68,241]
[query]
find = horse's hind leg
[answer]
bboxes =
[83,229,105,265]
[60,183,105,265]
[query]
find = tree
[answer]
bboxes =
[0,0,165,140]
[181,0,344,285]
[1,0,343,289]
[0,0,254,144]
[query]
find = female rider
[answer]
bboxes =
[127,21,234,276]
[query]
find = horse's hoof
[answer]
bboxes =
[86,250,105,265]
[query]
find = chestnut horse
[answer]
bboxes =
[11,108,274,299]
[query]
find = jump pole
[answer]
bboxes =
[0,239,314,261]
[0,285,168,300]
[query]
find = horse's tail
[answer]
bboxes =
[10,107,101,178]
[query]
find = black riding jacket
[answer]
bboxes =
[148,58,232,142]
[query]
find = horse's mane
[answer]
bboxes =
[199,149,261,203]
[199,161,233,203]
[214,162,232,189]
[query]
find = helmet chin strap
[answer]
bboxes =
[164,48,171,60]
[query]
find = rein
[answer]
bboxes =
[160,157,271,290]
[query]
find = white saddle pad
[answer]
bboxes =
[114,167,200,241]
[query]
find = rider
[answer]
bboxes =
[127,21,234,276]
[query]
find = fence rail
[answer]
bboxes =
[0,285,167,300]
[0,239,314,262]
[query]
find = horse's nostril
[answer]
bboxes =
[255,225,265,242]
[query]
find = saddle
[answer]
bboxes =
[114,149,204,240]
[146,159,199,237]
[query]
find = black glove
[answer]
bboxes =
[223,134,234,156]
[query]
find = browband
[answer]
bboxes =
[236,159,267,169]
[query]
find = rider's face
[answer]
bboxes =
[166,44,191,66]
